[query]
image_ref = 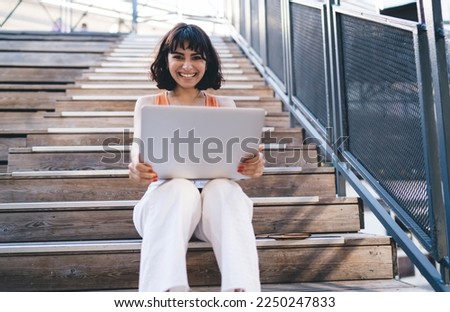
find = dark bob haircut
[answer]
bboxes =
[150,23,224,91]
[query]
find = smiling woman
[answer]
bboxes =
[128,22,265,292]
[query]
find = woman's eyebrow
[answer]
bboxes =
[171,50,202,56]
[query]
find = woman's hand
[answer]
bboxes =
[237,145,265,178]
[128,157,158,186]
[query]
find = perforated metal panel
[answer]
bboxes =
[290,3,327,128]
[250,0,260,56]
[339,15,430,236]
[265,0,285,84]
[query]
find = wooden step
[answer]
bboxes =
[0,40,116,53]
[65,87,274,97]
[0,91,69,111]
[0,167,337,202]
[0,127,304,161]
[24,127,304,148]
[0,110,290,131]
[0,196,362,243]
[97,59,256,68]
[80,72,265,81]
[0,51,103,68]
[0,68,84,83]
[0,84,72,91]
[0,32,122,42]
[91,66,260,75]
[68,94,270,102]
[103,47,242,54]
[6,144,318,171]
[43,112,290,128]
[80,72,265,82]
[74,81,266,88]
[54,98,282,113]
[0,233,395,291]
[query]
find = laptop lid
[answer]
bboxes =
[139,105,265,180]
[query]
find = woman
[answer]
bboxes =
[128,23,264,292]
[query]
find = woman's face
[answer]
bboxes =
[167,44,206,89]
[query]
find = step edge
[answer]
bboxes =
[0,196,360,210]
[2,166,335,178]
[0,235,348,254]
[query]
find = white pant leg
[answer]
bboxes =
[133,178,201,292]
[195,179,261,292]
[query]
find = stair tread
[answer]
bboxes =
[0,166,333,178]
[8,143,315,153]
[0,233,391,254]
[0,196,358,210]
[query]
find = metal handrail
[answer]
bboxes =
[224,0,450,291]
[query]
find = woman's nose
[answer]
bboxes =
[182,60,192,69]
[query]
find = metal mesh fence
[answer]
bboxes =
[339,14,430,236]
[290,3,327,128]
[265,0,285,84]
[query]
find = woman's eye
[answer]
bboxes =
[193,55,206,61]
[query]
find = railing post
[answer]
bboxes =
[132,0,138,33]
[326,0,346,196]
[418,0,450,284]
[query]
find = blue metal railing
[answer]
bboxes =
[225,0,450,291]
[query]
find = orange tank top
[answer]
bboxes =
[154,91,219,107]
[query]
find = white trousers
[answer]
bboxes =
[133,178,261,292]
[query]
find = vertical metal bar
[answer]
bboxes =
[132,0,138,33]
[245,0,252,44]
[283,0,293,105]
[419,0,450,284]
[326,0,346,196]
[69,0,73,33]
[260,0,268,67]
[259,0,267,66]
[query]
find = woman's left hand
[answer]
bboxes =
[238,145,265,178]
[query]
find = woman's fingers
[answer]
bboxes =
[238,150,265,178]
[128,162,158,185]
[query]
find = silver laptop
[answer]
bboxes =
[139,105,265,180]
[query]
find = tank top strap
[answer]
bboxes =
[155,91,219,106]
[154,92,169,105]
[204,93,220,107]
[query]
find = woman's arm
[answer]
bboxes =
[128,95,159,186]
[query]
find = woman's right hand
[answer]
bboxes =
[128,159,158,186]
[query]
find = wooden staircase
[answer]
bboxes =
[0,32,408,291]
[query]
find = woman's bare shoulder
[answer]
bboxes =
[136,94,158,106]
[134,94,158,112]
[216,95,236,108]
